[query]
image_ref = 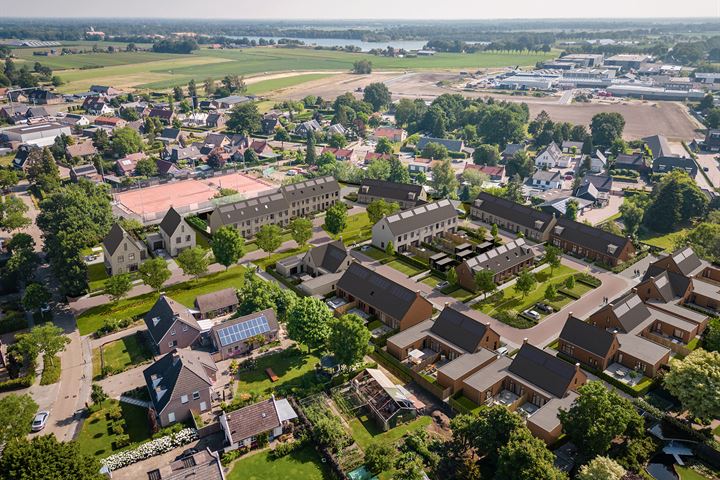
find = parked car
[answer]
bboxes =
[436,281,450,290]
[31,411,49,432]
[360,245,370,252]
[524,309,541,320]
[535,303,553,314]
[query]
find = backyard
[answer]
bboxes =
[639,228,688,252]
[227,444,332,480]
[235,348,322,399]
[92,332,153,379]
[347,414,432,450]
[385,259,427,277]
[76,400,151,458]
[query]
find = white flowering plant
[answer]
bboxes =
[101,428,198,471]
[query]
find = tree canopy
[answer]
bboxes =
[644,170,708,233]
[211,225,245,269]
[287,296,333,351]
[138,257,171,292]
[363,82,391,111]
[0,394,38,446]
[325,202,348,235]
[0,434,103,480]
[327,314,372,369]
[227,102,261,134]
[255,224,283,257]
[663,349,720,420]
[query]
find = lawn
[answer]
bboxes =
[348,415,432,450]
[675,466,713,480]
[87,262,110,292]
[235,349,321,399]
[76,265,246,336]
[0,153,14,167]
[443,286,476,302]
[93,333,153,379]
[385,259,426,277]
[227,444,332,480]
[326,212,372,245]
[639,228,688,252]
[358,246,392,262]
[76,400,151,458]
[419,274,444,288]
[451,395,483,415]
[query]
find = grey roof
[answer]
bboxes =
[383,199,458,236]
[336,262,425,321]
[562,141,584,151]
[614,153,645,167]
[552,217,631,260]
[281,175,339,203]
[643,134,673,159]
[538,197,592,217]
[508,343,579,398]
[502,143,525,156]
[559,316,616,358]
[537,142,563,162]
[532,170,562,182]
[204,133,228,147]
[644,270,688,302]
[462,238,535,276]
[306,240,349,273]
[668,247,704,276]
[215,191,289,225]
[167,145,201,161]
[224,398,280,444]
[430,307,494,353]
[159,207,184,236]
[582,174,613,192]
[144,295,201,343]
[359,178,423,204]
[195,287,238,315]
[575,182,599,201]
[617,333,670,365]
[473,192,555,232]
[436,348,497,381]
[102,223,129,256]
[143,349,216,414]
[609,293,653,333]
[159,127,181,140]
[160,450,224,480]
[71,163,98,177]
[416,136,464,152]
[652,156,697,177]
[527,391,578,434]
[295,119,321,133]
[216,95,251,105]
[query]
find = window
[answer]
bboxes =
[186,235,191,242]
[192,391,200,400]
[169,340,177,348]
[128,253,135,261]
[176,237,181,244]
[171,329,176,336]
[118,255,124,263]
[168,412,176,423]
[182,324,188,332]
[180,395,188,404]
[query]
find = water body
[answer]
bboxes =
[232,36,428,52]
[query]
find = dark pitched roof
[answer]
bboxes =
[609,293,653,332]
[667,247,703,276]
[532,170,562,182]
[224,398,280,444]
[307,240,349,274]
[214,191,290,225]
[359,178,423,204]
[143,349,216,414]
[614,153,645,167]
[473,192,555,232]
[102,223,128,256]
[509,343,579,398]
[582,174,613,193]
[643,134,672,159]
[159,207,184,236]
[462,238,535,275]
[430,307,491,353]
[641,270,690,302]
[575,182,599,201]
[559,316,616,358]
[416,136,463,152]
[281,175,339,203]
[502,143,525,157]
[652,156,697,177]
[159,127,181,140]
[211,308,278,349]
[144,295,201,343]
[382,199,458,236]
[552,217,631,260]
[195,287,239,315]
[336,263,424,321]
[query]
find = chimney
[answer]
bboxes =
[631,287,637,293]
[444,302,449,307]
[523,338,528,344]
[575,362,581,374]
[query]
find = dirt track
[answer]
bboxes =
[268,71,704,141]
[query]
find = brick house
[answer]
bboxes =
[550,217,635,267]
[455,238,536,291]
[470,192,555,242]
[210,308,279,360]
[144,295,202,355]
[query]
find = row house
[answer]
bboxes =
[357,178,427,210]
[455,238,537,291]
[371,199,459,253]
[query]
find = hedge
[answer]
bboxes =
[574,273,602,288]
[0,375,34,392]
[40,355,61,386]
[556,351,654,397]
[0,311,29,335]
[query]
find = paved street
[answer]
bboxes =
[11,181,44,252]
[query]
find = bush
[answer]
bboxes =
[0,311,29,334]
[39,355,61,385]
[114,434,131,449]
[574,273,601,287]
[220,446,249,466]
[0,375,34,392]
[111,423,125,435]
[102,428,198,471]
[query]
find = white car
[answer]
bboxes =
[436,281,450,290]
[524,310,541,320]
[31,411,49,432]
[360,245,370,252]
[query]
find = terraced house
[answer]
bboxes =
[371,199,459,253]
[471,192,555,242]
[358,179,427,209]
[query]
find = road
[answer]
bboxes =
[695,151,720,189]
[669,141,715,192]
[11,181,44,252]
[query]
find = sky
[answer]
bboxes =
[2,0,719,20]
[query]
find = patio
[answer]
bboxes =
[603,362,647,387]
[518,401,540,417]
[492,389,520,406]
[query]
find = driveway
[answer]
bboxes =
[10,181,44,252]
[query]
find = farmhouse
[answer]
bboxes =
[534,142,564,169]
[531,170,562,190]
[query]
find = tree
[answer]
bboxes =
[26,148,60,193]
[289,217,313,248]
[352,59,372,74]
[328,314,372,369]
[663,349,720,420]
[679,222,720,263]
[644,170,708,233]
[16,323,69,366]
[211,225,245,269]
[495,429,566,480]
[703,318,720,352]
[367,199,400,224]
[545,284,557,300]
[172,85,183,102]
[363,82,391,112]
[385,240,395,256]
[111,127,143,157]
[187,79,198,108]
[103,273,132,302]
[364,442,396,474]
[447,267,458,286]
[0,394,38,446]
[0,434,103,480]
[7,233,34,253]
[565,275,575,290]
[287,296,333,351]
[138,258,171,292]
[473,144,501,166]
[590,112,625,147]
[474,269,496,296]
[431,159,459,198]
[274,127,290,149]
[305,130,317,165]
[22,283,50,312]
[0,169,19,191]
[256,224,283,257]
[90,383,108,405]
[619,200,644,237]
[227,102,261,134]
[421,142,448,160]
[329,133,347,148]
[491,223,499,241]
[544,245,562,273]
[134,157,158,177]
[325,202,348,235]
[176,246,209,280]
[365,158,390,180]
[375,137,393,155]
[450,406,525,465]
[577,456,626,480]
[388,156,411,184]
[514,269,536,298]
[203,77,215,96]
[565,199,579,221]
[0,196,30,232]
[506,150,533,179]
[559,381,644,457]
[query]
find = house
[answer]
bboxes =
[416,136,464,154]
[58,113,90,127]
[65,141,98,161]
[702,129,720,152]
[387,305,500,394]
[219,397,297,450]
[535,142,564,168]
[358,179,427,209]
[158,207,195,256]
[157,127,181,144]
[148,108,175,124]
[216,95,251,109]
[275,240,352,296]
[94,116,127,129]
[643,134,673,160]
[281,175,340,218]
[0,105,50,124]
[456,238,537,290]
[115,152,146,176]
[157,159,189,177]
[408,157,441,174]
[69,163,101,183]
[461,341,587,443]
[1,122,71,147]
[144,295,202,354]
[206,112,226,129]
[364,152,394,164]
[590,150,607,173]
[195,288,239,320]
[614,153,646,171]
[320,146,355,161]
[294,120,321,137]
[371,199,459,253]
[558,316,621,372]
[182,112,209,128]
[371,127,406,143]
[561,141,584,154]
[211,308,279,360]
[334,262,433,331]
[90,85,121,96]
[652,156,698,178]
[248,139,275,158]
[538,196,592,218]
[550,217,635,267]
[203,133,230,149]
[463,164,506,183]
[102,222,148,275]
[531,170,562,190]
[25,89,63,105]
[501,143,525,161]
[199,100,219,111]
[327,123,347,136]
[146,448,225,480]
[163,145,202,163]
[83,96,114,116]
[143,349,217,427]
[471,192,555,242]
[11,145,39,171]
[261,115,280,134]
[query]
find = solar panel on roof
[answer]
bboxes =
[626,296,641,308]
[615,304,630,316]
[426,203,438,211]
[217,315,271,347]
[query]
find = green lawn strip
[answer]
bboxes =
[77,265,246,335]
[446,287,476,302]
[419,274,443,288]
[95,333,153,379]
[76,400,151,458]
[675,465,713,480]
[639,228,689,251]
[325,212,372,245]
[358,246,392,262]
[87,262,110,292]
[40,355,61,386]
[235,350,321,399]
[227,444,332,480]
[450,394,483,415]
[348,415,432,450]
[385,259,425,277]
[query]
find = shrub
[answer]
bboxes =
[101,428,198,471]
[220,446,249,466]
[0,375,34,392]
[39,355,61,385]
[111,423,125,435]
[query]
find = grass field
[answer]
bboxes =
[675,466,713,480]
[45,45,556,93]
[419,274,444,288]
[385,259,426,277]
[76,265,246,335]
[235,349,321,399]
[348,415,432,450]
[77,400,151,458]
[639,228,688,252]
[227,444,332,480]
[325,212,372,245]
[92,333,153,379]
[246,73,333,95]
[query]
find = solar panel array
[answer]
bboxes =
[217,315,270,347]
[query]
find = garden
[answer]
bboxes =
[92,332,154,380]
[77,400,152,458]
[227,444,332,480]
[325,212,372,245]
